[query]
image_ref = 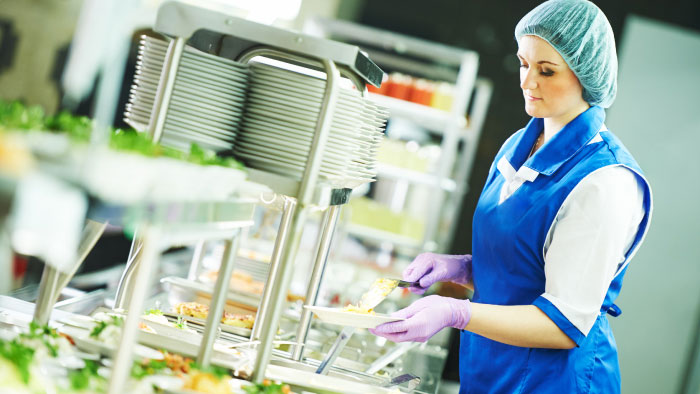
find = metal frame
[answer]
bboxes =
[114,4,383,386]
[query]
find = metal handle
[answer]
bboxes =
[365,341,419,375]
[315,326,354,375]
[382,373,421,390]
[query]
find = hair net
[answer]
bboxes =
[515,0,618,108]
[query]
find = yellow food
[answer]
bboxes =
[182,371,232,394]
[174,302,255,329]
[342,303,376,315]
[222,311,255,329]
[174,302,209,319]
[344,278,398,314]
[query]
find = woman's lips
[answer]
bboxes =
[525,94,542,101]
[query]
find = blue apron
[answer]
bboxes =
[459,106,652,394]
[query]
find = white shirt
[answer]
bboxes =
[500,163,645,336]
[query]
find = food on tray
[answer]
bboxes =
[243,379,292,394]
[162,351,193,374]
[138,322,156,334]
[222,312,255,329]
[174,302,256,329]
[0,322,107,393]
[203,269,265,295]
[343,278,398,314]
[90,314,124,343]
[174,302,209,319]
[143,308,170,325]
[143,308,197,333]
[203,269,305,302]
[342,303,377,315]
[0,99,244,169]
[183,370,233,394]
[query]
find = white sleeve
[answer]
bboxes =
[540,165,645,336]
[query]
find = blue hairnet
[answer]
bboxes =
[515,0,617,108]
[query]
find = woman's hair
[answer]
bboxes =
[515,0,617,108]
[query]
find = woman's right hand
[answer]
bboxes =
[403,253,472,294]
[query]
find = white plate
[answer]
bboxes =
[163,124,235,147]
[238,126,357,162]
[165,114,238,140]
[175,78,247,101]
[303,306,403,329]
[162,127,233,149]
[243,116,372,147]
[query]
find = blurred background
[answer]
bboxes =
[1,0,699,393]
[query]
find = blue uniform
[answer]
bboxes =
[459,106,652,393]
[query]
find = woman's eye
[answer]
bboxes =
[541,69,554,76]
[519,64,527,69]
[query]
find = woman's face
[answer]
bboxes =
[517,35,588,120]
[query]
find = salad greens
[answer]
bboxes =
[0,338,35,383]
[146,308,163,316]
[89,315,124,338]
[131,358,169,379]
[24,321,60,357]
[243,379,292,394]
[0,322,62,384]
[0,99,244,169]
[68,359,104,390]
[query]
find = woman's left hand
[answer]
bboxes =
[369,295,472,342]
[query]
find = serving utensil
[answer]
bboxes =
[356,278,419,312]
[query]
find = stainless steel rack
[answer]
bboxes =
[112,0,387,388]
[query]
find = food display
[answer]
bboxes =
[174,301,256,329]
[0,99,244,170]
[242,379,292,394]
[0,4,435,392]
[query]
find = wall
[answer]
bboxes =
[606,15,700,394]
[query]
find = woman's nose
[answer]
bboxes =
[520,68,537,90]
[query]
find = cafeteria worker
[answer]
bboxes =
[370,0,653,393]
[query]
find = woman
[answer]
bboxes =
[370,1,653,393]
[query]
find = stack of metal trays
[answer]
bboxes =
[125,35,249,152]
[235,61,388,188]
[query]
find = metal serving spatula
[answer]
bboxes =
[356,278,420,312]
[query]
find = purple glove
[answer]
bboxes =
[369,295,472,343]
[403,253,472,294]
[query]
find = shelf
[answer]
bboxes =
[376,163,456,192]
[367,93,466,133]
[345,223,423,251]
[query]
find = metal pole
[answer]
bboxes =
[251,206,308,383]
[34,219,108,325]
[57,219,108,290]
[251,196,297,340]
[108,226,160,394]
[148,36,185,143]
[251,58,341,383]
[113,239,144,311]
[197,232,241,366]
[292,205,341,360]
[33,266,61,325]
[187,240,208,281]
